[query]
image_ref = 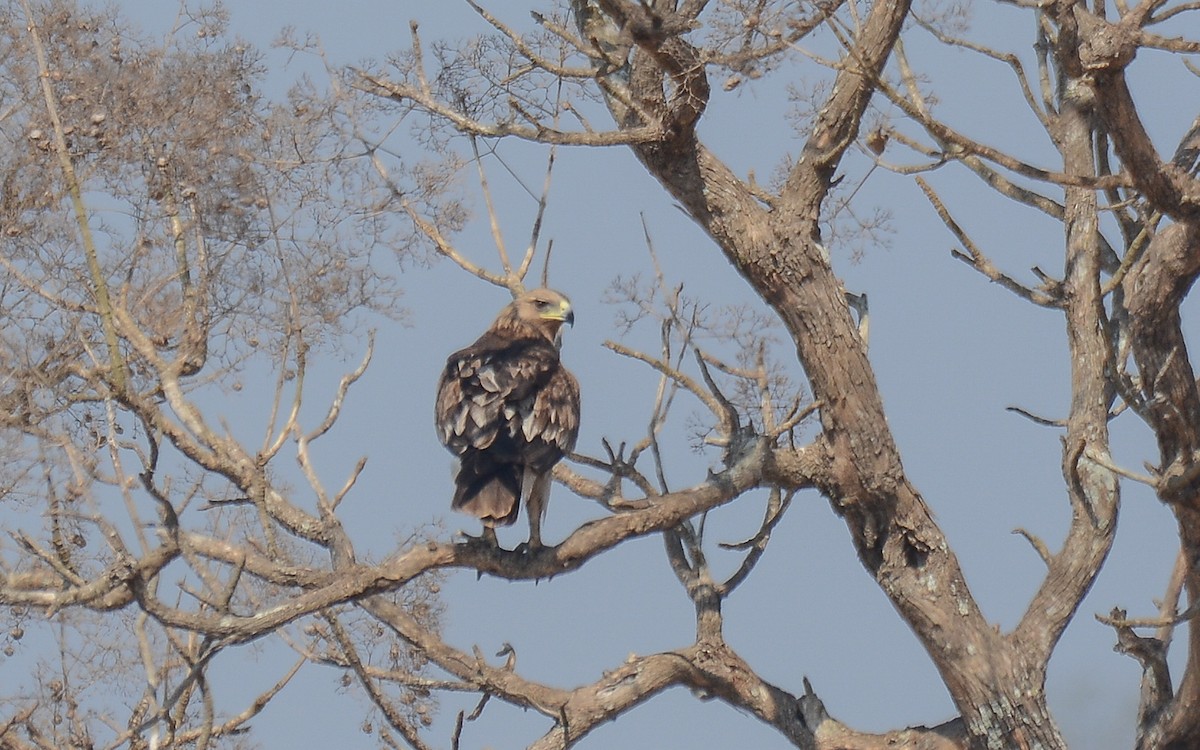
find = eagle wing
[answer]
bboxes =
[436,332,562,456]
[522,365,580,465]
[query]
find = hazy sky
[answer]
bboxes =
[56,1,1199,747]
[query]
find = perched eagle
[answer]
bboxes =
[435,288,580,549]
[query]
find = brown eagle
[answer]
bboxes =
[435,288,580,549]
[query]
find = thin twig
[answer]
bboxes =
[1012,528,1053,567]
[916,177,1060,307]
[718,488,794,595]
[469,136,515,282]
[1005,405,1066,427]
[603,341,727,426]
[1084,447,1160,488]
[1098,601,1200,629]
[1156,548,1187,646]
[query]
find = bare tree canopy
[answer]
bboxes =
[3,0,1200,748]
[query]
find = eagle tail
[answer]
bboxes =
[452,455,521,526]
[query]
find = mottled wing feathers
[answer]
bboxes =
[436,334,562,456]
[525,366,580,459]
[435,325,580,526]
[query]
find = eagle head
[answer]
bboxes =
[499,288,575,340]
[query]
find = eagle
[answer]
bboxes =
[435,288,580,549]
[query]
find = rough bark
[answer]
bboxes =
[597,0,1077,745]
[1078,3,1200,740]
[1120,223,1200,749]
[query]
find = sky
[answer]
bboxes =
[10,0,1199,748]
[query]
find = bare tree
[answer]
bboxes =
[6,0,1200,748]
[0,2,442,748]
[349,0,1200,749]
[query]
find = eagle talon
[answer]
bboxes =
[514,539,543,556]
[457,526,499,547]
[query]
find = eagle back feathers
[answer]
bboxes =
[435,324,579,467]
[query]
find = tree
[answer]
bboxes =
[357,0,1200,747]
[3,0,1200,749]
[0,2,439,748]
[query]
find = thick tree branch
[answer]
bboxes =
[998,63,1119,688]
[1090,70,1200,221]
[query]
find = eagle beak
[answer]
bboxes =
[543,300,574,326]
